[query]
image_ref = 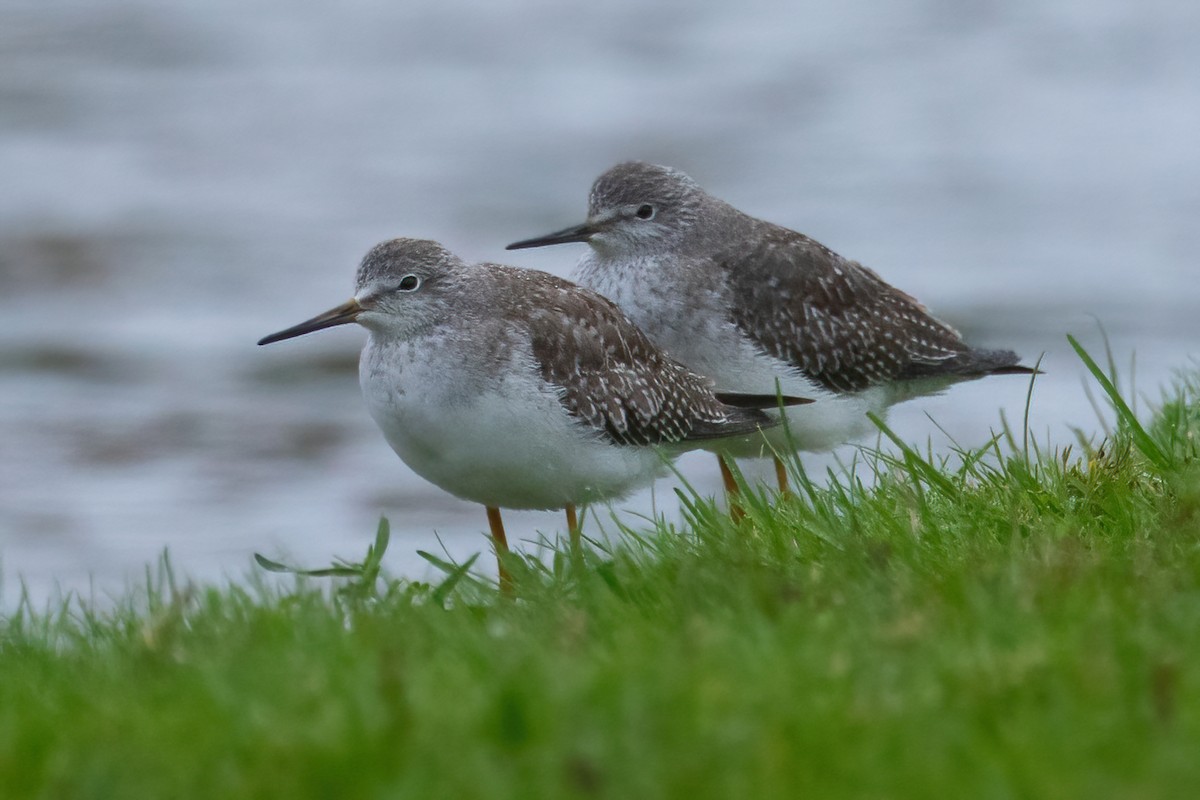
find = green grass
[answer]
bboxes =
[3,342,1200,799]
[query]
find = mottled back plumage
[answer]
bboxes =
[485,265,773,446]
[722,224,1024,393]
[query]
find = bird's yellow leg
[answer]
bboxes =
[718,456,745,522]
[486,506,514,597]
[774,455,792,498]
[565,503,580,549]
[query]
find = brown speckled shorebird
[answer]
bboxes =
[508,162,1037,495]
[258,238,811,590]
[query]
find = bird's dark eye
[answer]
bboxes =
[635,204,655,220]
[398,274,421,292]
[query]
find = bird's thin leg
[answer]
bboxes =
[485,506,514,596]
[718,456,745,522]
[774,455,792,498]
[565,503,580,549]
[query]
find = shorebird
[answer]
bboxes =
[258,238,810,590]
[508,161,1036,495]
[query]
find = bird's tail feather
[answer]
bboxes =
[713,392,813,409]
[987,364,1042,376]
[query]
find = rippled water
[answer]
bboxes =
[2,0,1198,606]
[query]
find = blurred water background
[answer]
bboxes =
[2,0,1198,606]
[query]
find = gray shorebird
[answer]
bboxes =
[258,238,811,589]
[508,161,1037,495]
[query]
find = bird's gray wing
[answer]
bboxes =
[724,226,987,394]
[517,271,769,445]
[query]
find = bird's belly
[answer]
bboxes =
[702,352,890,457]
[361,367,667,510]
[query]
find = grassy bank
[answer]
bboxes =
[2,344,1199,799]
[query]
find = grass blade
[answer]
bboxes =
[867,412,958,496]
[430,553,479,607]
[1067,334,1171,470]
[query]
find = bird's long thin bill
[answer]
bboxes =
[257,298,362,345]
[505,222,595,250]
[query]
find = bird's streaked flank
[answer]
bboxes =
[509,161,1037,493]
[258,238,811,590]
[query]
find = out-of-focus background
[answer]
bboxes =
[2,0,1197,606]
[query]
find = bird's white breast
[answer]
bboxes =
[358,333,667,509]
